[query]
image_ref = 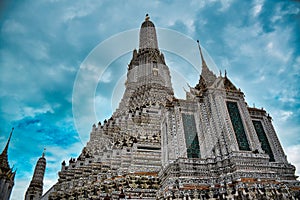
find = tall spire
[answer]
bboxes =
[196,40,216,87]
[0,127,14,170]
[0,128,15,200]
[139,14,159,50]
[197,40,207,68]
[118,15,173,114]
[25,150,47,200]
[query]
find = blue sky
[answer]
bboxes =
[0,1,299,199]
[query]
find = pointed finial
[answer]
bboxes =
[225,70,227,77]
[42,148,46,157]
[2,128,14,154]
[196,40,207,68]
[9,127,13,137]
[145,14,150,21]
[219,70,222,77]
[0,128,14,170]
[9,127,14,138]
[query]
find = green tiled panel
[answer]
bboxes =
[226,101,251,151]
[253,120,275,162]
[182,113,201,158]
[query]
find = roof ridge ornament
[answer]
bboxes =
[145,14,150,21]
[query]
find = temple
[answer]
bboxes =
[0,128,16,200]
[39,15,299,199]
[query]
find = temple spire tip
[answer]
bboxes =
[196,39,207,68]
[42,148,46,158]
[145,14,150,21]
[2,127,14,155]
[10,127,14,137]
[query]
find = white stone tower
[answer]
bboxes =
[114,13,173,115]
[86,14,174,174]
[25,150,46,200]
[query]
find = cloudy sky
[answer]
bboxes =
[0,0,299,199]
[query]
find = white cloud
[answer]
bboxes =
[278,96,296,104]
[271,3,300,23]
[11,179,31,200]
[25,40,50,61]
[58,64,77,73]
[151,1,201,36]
[285,144,300,179]
[274,110,293,122]
[219,0,234,12]
[95,94,113,121]
[95,94,110,109]
[185,19,196,35]
[224,19,293,66]
[265,36,293,63]
[80,62,101,82]
[223,22,263,55]
[252,0,264,18]
[22,104,54,118]
[292,56,300,73]
[62,1,99,22]
[253,4,262,17]
[206,0,234,12]
[2,19,27,34]
[271,88,297,104]
[99,70,112,83]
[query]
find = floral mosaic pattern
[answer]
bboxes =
[226,101,250,151]
[253,120,275,161]
[182,113,201,158]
